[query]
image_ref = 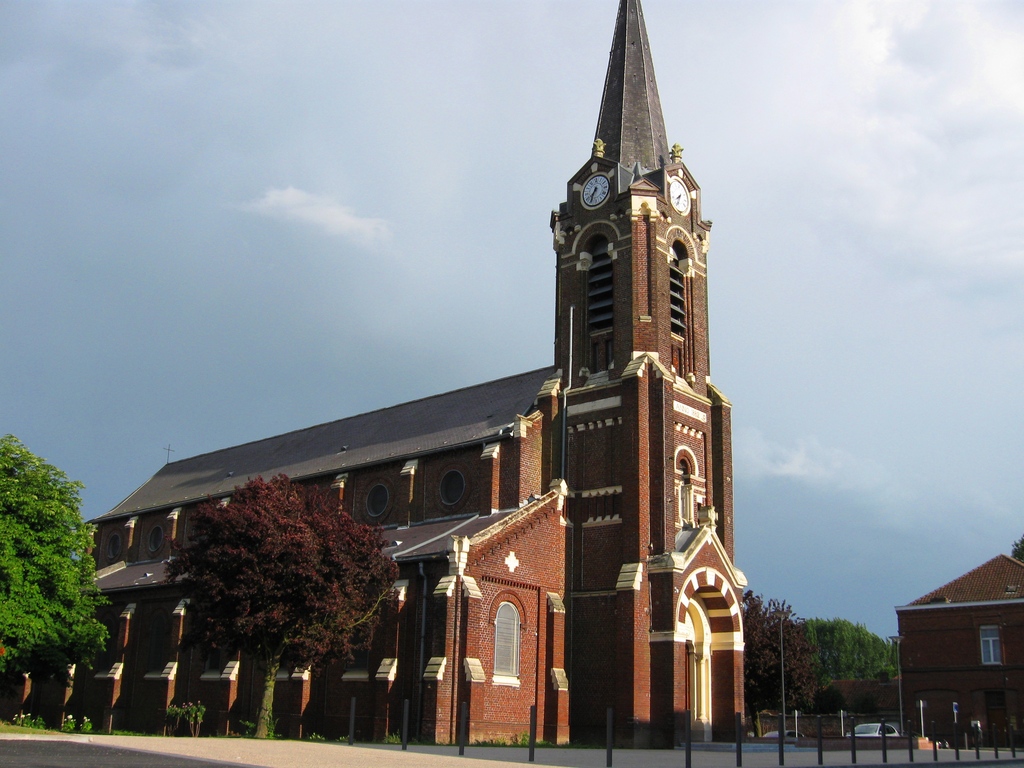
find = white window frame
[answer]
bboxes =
[493,602,521,684]
[980,625,1002,665]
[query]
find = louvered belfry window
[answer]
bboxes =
[669,241,687,339]
[587,237,614,333]
[494,602,521,677]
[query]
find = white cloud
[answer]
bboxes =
[241,186,389,247]
[735,428,876,489]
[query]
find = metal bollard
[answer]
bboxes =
[882,717,888,763]
[908,719,915,763]
[458,701,468,756]
[528,705,537,763]
[685,709,692,768]
[736,711,743,767]
[606,707,613,768]
[851,717,857,764]
[778,712,785,767]
[931,721,938,762]
[401,699,409,751]
[992,724,999,760]
[817,715,823,766]
[348,696,356,746]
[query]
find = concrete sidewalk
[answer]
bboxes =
[3,733,1022,768]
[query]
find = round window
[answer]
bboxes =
[148,525,164,553]
[106,532,122,561]
[439,470,466,506]
[366,484,389,518]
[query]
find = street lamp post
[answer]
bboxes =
[774,609,792,736]
[890,635,905,734]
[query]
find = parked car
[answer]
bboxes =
[854,722,902,738]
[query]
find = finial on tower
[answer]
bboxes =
[670,143,684,163]
[593,138,606,158]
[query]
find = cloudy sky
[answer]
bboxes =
[3,0,1023,637]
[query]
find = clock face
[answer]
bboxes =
[670,178,690,214]
[582,174,610,207]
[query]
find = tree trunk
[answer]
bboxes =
[255,654,281,739]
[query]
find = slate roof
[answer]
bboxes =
[95,560,170,593]
[595,0,670,171]
[98,367,557,520]
[906,554,1024,606]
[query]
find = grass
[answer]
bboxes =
[0,723,58,735]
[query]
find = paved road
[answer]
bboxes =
[2,734,1022,768]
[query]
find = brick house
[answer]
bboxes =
[5,0,746,747]
[896,554,1024,742]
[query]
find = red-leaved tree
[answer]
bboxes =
[743,591,820,733]
[168,475,397,738]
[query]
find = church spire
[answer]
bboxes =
[594,0,669,172]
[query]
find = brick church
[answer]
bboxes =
[14,0,747,748]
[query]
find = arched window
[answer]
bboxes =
[147,613,170,673]
[669,242,688,340]
[493,602,521,679]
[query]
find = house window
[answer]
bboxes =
[981,625,1002,665]
[494,602,521,680]
[204,648,222,675]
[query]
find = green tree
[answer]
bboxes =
[167,475,397,739]
[804,617,895,682]
[0,435,107,689]
[742,592,820,731]
[1012,534,1024,562]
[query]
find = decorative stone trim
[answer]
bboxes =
[221,660,240,682]
[433,575,456,597]
[480,442,500,460]
[330,473,348,490]
[462,576,482,599]
[376,658,398,681]
[125,517,138,531]
[550,668,569,691]
[464,657,486,683]
[492,674,520,688]
[144,661,177,681]
[423,656,446,681]
[547,592,566,613]
[582,515,621,528]
[566,396,621,417]
[400,459,417,477]
[576,485,622,498]
[616,563,644,591]
[649,625,695,643]
[341,669,370,682]
[173,598,188,616]
[167,508,181,521]
[120,603,136,618]
[94,662,123,680]
[291,668,310,681]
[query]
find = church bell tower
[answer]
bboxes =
[551,0,745,747]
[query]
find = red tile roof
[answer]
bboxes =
[909,554,1024,606]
